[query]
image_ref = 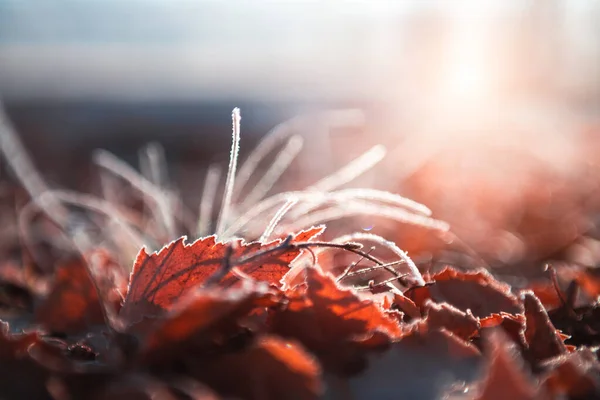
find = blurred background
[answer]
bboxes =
[1,0,600,271]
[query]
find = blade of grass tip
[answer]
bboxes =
[136,149,157,237]
[259,197,298,242]
[233,109,364,202]
[17,198,74,271]
[94,148,176,240]
[287,145,387,220]
[42,190,147,253]
[232,115,299,201]
[286,200,449,234]
[141,142,175,239]
[216,108,241,238]
[239,135,304,210]
[333,188,432,216]
[0,104,67,225]
[197,164,222,237]
[141,142,167,188]
[307,145,386,192]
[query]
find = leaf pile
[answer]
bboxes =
[0,225,600,399]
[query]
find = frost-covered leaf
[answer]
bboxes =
[424,300,479,341]
[521,291,567,363]
[138,282,280,362]
[405,267,521,318]
[120,227,322,323]
[270,266,401,374]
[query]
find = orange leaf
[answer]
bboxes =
[424,301,479,341]
[35,258,105,333]
[138,283,280,361]
[405,266,521,318]
[120,227,323,323]
[270,266,401,373]
[541,349,600,398]
[198,336,321,400]
[473,329,543,400]
[480,313,526,348]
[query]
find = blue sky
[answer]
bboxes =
[0,1,419,44]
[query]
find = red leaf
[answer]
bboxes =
[480,313,526,348]
[473,329,543,400]
[138,282,280,362]
[526,280,563,310]
[0,322,52,399]
[0,321,39,358]
[573,267,600,300]
[195,336,321,400]
[405,267,521,318]
[390,293,421,320]
[522,291,567,362]
[424,301,479,341]
[35,258,105,333]
[270,266,401,373]
[541,349,600,398]
[120,227,322,323]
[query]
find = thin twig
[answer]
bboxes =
[336,246,375,282]
[354,274,408,291]
[341,260,406,279]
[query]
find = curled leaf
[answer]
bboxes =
[405,267,521,318]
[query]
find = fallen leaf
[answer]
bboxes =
[472,329,543,400]
[424,300,479,341]
[390,292,421,320]
[0,322,53,399]
[193,336,321,400]
[270,266,401,374]
[0,321,39,358]
[540,349,600,398]
[138,282,280,362]
[521,291,567,363]
[405,267,521,318]
[35,258,105,333]
[479,313,526,348]
[120,227,323,323]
